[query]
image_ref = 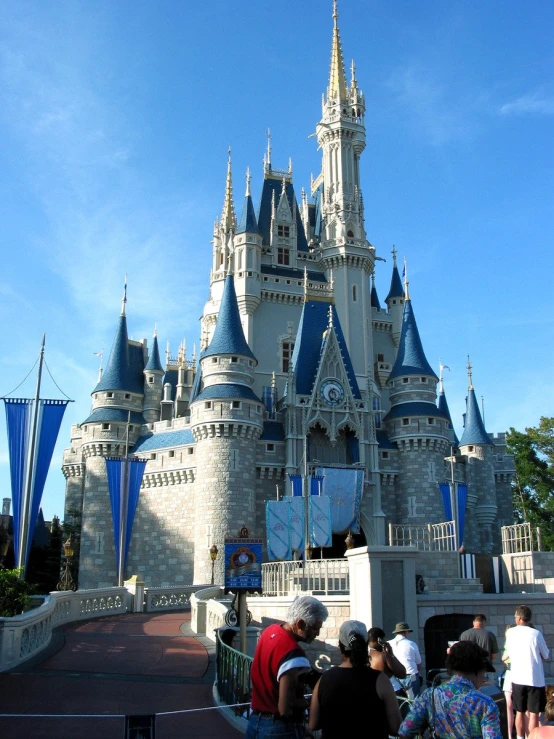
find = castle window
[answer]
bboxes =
[468,445,474,452]
[381,451,389,459]
[352,285,357,302]
[188,447,194,454]
[107,392,114,398]
[402,418,409,426]
[275,278,280,283]
[94,531,104,554]
[497,454,503,462]
[231,356,238,363]
[402,378,409,384]
[125,393,131,399]
[266,443,275,452]
[168,450,175,458]
[83,426,88,432]
[277,247,290,265]
[230,449,239,471]
[264,276,269,282]
[212,358,218,363]
[377,353,384,362]
[420,377,427,383]
[102,423,110,430]
[148,376,154,383]
[129,425,134,432]
[205,402,212,409]
[392,300,396,305]
[347,230,354,238]
[286,280,291,285]
[232,401,241,409]
[151,453,156,460]
[282,341,295,373]
[277,225,290,237]
[428,418,434,425]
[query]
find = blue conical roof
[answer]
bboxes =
[370,281,381,310]
[460,388,492,446]
[386,264,404,301]
[145,334,163,372]
[94,316,145,394]
[237,193,259,234]
[438,389,459,446]
[201,275,256,362]
[388,300,437,379]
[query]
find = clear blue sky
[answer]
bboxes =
[1,0,553,521]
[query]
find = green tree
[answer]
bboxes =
[506,417,554,551]
[0,569,35,616]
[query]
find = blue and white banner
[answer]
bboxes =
[266,500,292,561]
[105,457,147,572]
[289,474,302,497]
[461,553,476,579]
[310,475,323,496]
[439,483,452,521]
[3,398,69,571]
[492,556,503,593]
[309,495,332,548]
[315,467,364,534]
[457,484,468,547]
[289,496,305,552]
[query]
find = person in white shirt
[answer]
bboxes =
[390,622,422,700]
[504,605,550,739]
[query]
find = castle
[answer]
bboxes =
[63,2,514,589]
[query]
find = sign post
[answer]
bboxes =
[224,527,262,654]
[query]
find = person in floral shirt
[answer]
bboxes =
[398,641,502,739]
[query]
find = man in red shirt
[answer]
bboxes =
[246,595,329,739]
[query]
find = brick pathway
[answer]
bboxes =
[0,612,243,739]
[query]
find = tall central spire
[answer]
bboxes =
[221,148,236,232]
[327,0,348,102]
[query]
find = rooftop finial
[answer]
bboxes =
[328,304,334,328]
[467,355,474,390]
[403,256,410,300]
[121,274,127,316]
[245,166,251,197]
[271,370,276,389]
[266,127,272,169]
[329,267,334,292]
[221,147,236,232]
[288,157,293,175]
[392,245,397,265]
[303,266,308,300]
[166,341,170,365]
[153,325,158,338]
[93,350,104,382]
[328,0,348,102]
[350,58,357,87]
[439,360,450,393]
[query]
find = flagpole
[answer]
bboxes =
[18,334,45,578]
[303,412,309,563]
[449,445,461,577]
[118,411,131,587]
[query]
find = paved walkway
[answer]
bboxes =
[0,612,243,739]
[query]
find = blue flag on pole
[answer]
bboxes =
[105,457,147,572]
[3,398,69,571]
[266,500,292,560]
[439,483,452,521]
[457,484,468,547]
[289,474,302,497]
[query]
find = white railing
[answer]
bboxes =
[0,587,127,672]
[388,521,457,552]
[501,522,542,554]
[144,584,210,612]
[262,559,349,596]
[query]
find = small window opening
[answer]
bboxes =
[402,418,409,426]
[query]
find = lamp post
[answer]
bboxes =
[57,535,76,591]
[210,543,218,585]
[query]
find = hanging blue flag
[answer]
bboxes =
[439,483,452,521]
[105,457,147,574]
[289,496,305,552]
[3,398,69,572]
[315,467,364,533]
[266,500,292,560]
[310,475,323,496]
[457,484,468,547]
[289,474,302,497]
[309,495,332,548]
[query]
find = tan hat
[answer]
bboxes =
[392,621,413,634]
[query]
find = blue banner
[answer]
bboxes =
[289,496,304,552]
[3,398,69,571]
[289,474,302,497]
[310,475,323,496]
[439,483,452,521]
[457,484,468,547]
[266,500,292,560]
[309,495,332,548]
[315,467,364,534]
[105,457,147,572]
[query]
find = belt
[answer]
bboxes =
[252,710,300,724]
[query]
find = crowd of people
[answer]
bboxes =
[241,596,551,739]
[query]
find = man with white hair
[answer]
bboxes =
[246,595,329,739]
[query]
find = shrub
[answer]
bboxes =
[0,569,35,617]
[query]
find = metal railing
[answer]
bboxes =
[388,521,457,552]
[501,522,542,554]
[262,559,349,596]
[215,630,253,718]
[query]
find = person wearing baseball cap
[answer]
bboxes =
[309,620,401,738]
[390,622,422,700]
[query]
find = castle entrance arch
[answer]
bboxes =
[423,613,473,675]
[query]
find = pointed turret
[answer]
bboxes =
[201,275,256,362]
[143,329,164,424]
[327,0,348,103]
[459,358,492,446]
[221,148,236,233]
[236,168,259,234]
[385,247,404,302]
[388,298,437,380]
[144,330,163,372]
[370,274,381,310]
[438,366,459,447]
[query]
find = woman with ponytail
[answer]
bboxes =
[309,620,402,738]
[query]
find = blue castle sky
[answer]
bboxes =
[1,0,553,521]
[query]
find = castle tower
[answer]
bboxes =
[385,248,405,347]
[459,358,497,554]
[143,329,164,424]
[233,168,262,345]
[383,276,451,527]
[437,365,459,450]
[190,275,264,584]
[77,286,146,588]
[316,0,374,379]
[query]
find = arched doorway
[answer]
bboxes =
[424,613,473,674]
